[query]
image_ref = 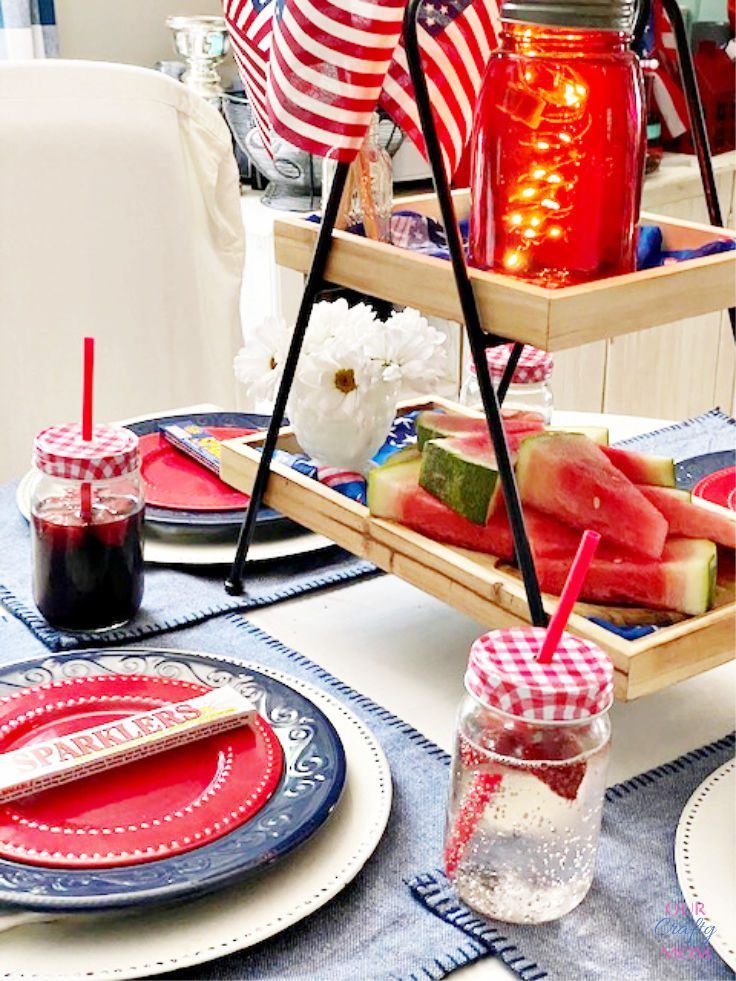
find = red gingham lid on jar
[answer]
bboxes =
[466,627,613,722]
[33,423,140,481]
[471,344,553,384]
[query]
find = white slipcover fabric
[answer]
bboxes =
[0,61,244,479]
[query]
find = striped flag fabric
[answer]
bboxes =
[651,0,688,139]
[224,0,498,175]
[224,0,275,153]
[380,0,499,177]
[266,0,406,161]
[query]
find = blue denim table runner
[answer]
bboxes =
[0,612,731,979]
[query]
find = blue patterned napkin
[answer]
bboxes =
[373,211,736,268]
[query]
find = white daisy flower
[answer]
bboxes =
[296,332,376,419]
[233,315,290,403]
[364,307,447,386]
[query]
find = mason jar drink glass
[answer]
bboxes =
[31,424,144,632]
[445,627,613,923]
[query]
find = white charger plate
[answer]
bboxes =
[675,759,736,971]
[0,656,392,980]
[15,471,332,566]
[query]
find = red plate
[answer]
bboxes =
[693,466,736,513]
[0,675,283,869]
[139,427,253,511]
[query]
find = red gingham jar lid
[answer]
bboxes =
[33,424,140,481]
[471,344,553,384]
[466,627,614,722]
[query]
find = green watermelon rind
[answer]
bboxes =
[545,425,610,446]
[671,539,717,615]
[602,445,676,488]
[367,455,420,516]
[419,437,499,525]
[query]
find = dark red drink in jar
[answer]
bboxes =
[31,423,144,632]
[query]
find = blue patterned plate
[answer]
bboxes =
[676,450,736,492]
[0,649,346,912]
[126,412,283,530]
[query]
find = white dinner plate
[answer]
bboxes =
[0,656,392,980]
[675,759,736,971]
[15,471,333,566]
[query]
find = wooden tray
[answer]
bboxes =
[273,189,736,352]
[220,398,735,702]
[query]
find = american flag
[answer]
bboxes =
[224,0,497,175]
[266,0,406,161]
[224,0,275,153]
[380,0,500,176]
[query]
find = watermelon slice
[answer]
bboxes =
[601,445,675,487]
[536,539,717,616]
[415,409,544,449]
[368,457,717,614]
[419,435,502,525]
[515,433,669,559]
[639,485,736,549]
[368,454,515,558]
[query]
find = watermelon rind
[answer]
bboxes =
[667,538,717,615]
[379,446,421,470]
[367,455,420,516]
[602,445,676,487]
[545,425,610,446]
[419,437,499,525]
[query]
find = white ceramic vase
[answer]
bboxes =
[289,379,399,473]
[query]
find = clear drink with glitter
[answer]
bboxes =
[445,627,612,924]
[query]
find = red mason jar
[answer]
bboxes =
[469,0,646,287]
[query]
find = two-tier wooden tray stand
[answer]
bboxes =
[222,0,736,700]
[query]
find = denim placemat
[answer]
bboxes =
[0,612,732,979]
[410,733,736,981]
[0,482,377,653]
[614,407,736,459]
[0,611,487,981]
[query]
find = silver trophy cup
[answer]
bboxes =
[166,15,230,103]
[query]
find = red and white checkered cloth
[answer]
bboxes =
[476,344,554,385]
[34,424,140,481]
[466,627,614,722]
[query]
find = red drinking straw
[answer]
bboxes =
[80,337,95,520]
[537,529,601,664]
[82,337,94,441]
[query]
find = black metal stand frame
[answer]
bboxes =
[226,0,733,605]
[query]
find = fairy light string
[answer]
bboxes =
[501,31,591,281]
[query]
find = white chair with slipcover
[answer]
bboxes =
[0,60,244,480]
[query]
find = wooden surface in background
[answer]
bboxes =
[600,168,736,418]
